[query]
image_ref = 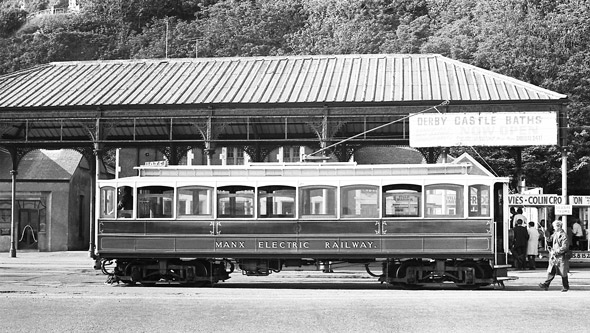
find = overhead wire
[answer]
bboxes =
[305,100,450,159]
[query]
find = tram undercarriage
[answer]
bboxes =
[100,258,233,286]
[99,256,504,289]
[376,258,496,289]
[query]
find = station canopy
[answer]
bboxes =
[0,54,568,159]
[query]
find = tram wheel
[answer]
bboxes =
[396,260,424,288]
[454,260,485,289]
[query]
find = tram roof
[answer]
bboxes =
[133,153,497,179]
[0,54,567,110]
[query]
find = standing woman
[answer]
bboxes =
[526,221,540,270]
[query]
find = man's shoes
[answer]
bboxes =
[561,288,569,292]
[539,283,548,291]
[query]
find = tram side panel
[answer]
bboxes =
[97,218,494,260]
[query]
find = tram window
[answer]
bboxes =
[299,186,336,217]
[100,187,115,218]
[468,185,490,217]
[383,184,421,217]
[341,185,378,218]
[258,186,296,218]
[217,186,254,218]
[425,184,464,218]
[137,186,174,218]
[177,186,213,217]
[117,186,133,218]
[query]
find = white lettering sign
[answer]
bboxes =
[409,112,557,147]
[554,205,572,215]
[569,196,590,206]
[508,194,564,206]
[145,160,168,167]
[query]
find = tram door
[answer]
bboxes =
[577,208,589,251]
[18,209,39,250]
[494,183,506,264]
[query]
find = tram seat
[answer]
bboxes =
[118,210,132,218]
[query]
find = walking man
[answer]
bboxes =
[539,220,570,292]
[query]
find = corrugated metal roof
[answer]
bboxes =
[0,54,567,109]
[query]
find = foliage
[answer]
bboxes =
[288,0,389,54]
[0,1,27,37]
[196,0,306,57]
[1,0,590,194]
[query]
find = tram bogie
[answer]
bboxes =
[102,258,233,286]
[380,258,494,288]
[94,154,512,289]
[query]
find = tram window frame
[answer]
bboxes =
[424,184,464,218]
[217,186,255,218]
[468,184,490,217]
[258,186,296,218]
[382,184,421,218]
[299,185,336,218]
[137,186,174,219]
[100,186,116,218]
[177,186,213,218]
[341,185,379,218]
[117,186,134,218]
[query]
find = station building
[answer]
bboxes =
[0,54,568,253]
[0,149,91,251]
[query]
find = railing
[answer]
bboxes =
[26,7,73,23]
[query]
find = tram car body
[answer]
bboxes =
[94,153,511,288]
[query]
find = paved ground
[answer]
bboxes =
[1,251,590,332]
[1,250,589,291]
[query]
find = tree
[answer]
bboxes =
[193,0,305,57]
[79,0,204,32]
[419,0,479,62]
[0,1,27,37]
[0,0,589,196]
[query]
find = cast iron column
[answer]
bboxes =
[9,169,17,257]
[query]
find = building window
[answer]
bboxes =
[282,147,300,162]
[226,148,245,165]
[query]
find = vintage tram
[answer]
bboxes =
[93,153,512,288]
